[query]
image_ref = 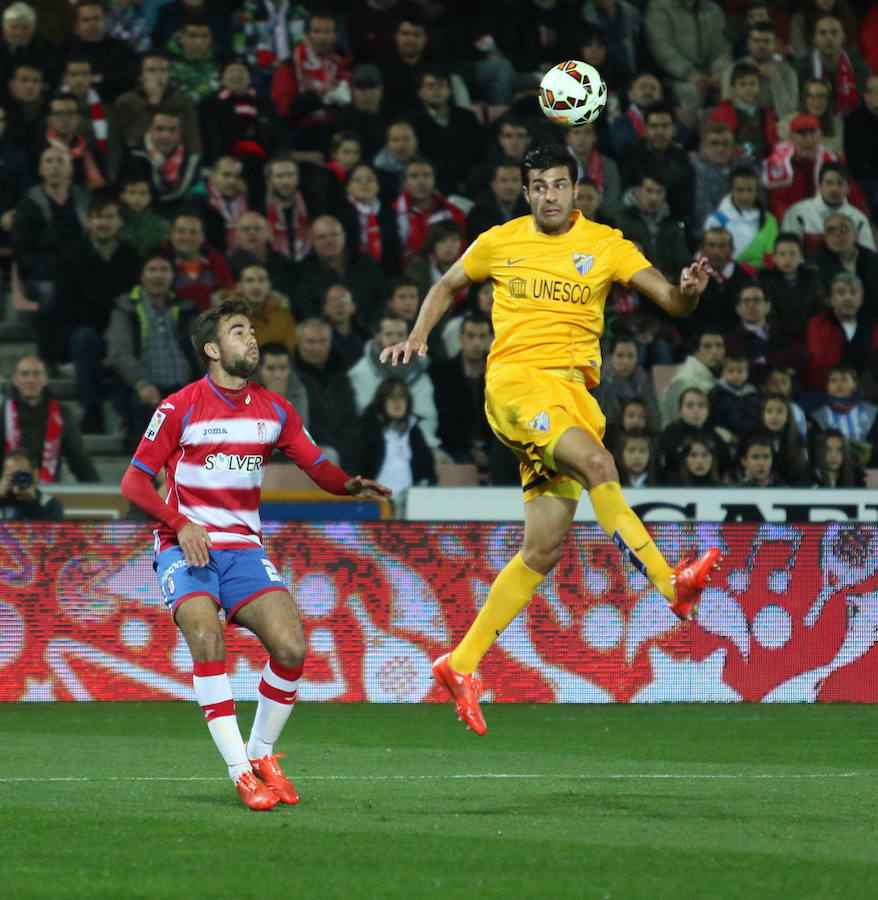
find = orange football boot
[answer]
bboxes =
[671,547,722,621]
[235,769,279,810]
[249,753,300,805]
[432,652,487,735]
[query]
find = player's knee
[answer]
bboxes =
[522,538,564,574]
[187,625,225,661]
[577,447,617,487]
[270,635,306,670]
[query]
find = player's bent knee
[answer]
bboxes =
[269,637,306,670]
[184,624,225,662]
[579,448,617,487]
[522,540,564,574]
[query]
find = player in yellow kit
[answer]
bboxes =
[381,144,721,734]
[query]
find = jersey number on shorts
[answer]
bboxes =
[261,558,283,582]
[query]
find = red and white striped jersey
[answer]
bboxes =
[131,375,322,552]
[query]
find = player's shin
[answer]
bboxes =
[247,659,303,759]
[588,481,675,601]
[192,661,250,781]
[450,552,545,674]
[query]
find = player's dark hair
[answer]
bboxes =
[730,62,760,85]
[819,160,849,182]
[191,298,252,369]
[521,144,577,185]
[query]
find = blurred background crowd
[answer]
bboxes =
[1,0,877,509]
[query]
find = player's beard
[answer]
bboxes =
[221,350,259,379]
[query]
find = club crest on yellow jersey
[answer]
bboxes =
[573,253,594,275]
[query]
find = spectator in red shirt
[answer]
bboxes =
[165,213,234,311]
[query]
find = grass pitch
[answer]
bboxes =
[2,703,877,899]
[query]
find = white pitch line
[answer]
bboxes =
[0,773,867,783]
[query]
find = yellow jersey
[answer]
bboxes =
[460,210,650,384]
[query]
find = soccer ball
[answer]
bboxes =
[538,60,608,127]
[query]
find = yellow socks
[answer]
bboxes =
[450,552,545,674]
[589,481,674,602]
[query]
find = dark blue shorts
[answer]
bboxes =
[154,546,286,619]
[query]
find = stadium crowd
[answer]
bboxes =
[1,0,877,501]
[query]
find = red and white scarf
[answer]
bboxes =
[394,190,460,262]
[217,87,259,119]
[4,397,63,483]
[762,140,837,188]
[265,189,311,260]
[349,196,382,260]
[290,39,341,123]
[626,104,645,136]
[207,178,248,246]
[144,133,185,190]
[586,147,605,198]
[47,129,106,190]
[62,86,108,150]
[813,50,859,117]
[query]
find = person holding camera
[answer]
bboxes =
[0,448,64,520]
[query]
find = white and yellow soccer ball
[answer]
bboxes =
[538,60,608,127]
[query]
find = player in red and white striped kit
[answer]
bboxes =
[121,298,390,810]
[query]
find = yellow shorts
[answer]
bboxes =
[484,365,606,502]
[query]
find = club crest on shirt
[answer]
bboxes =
[257,421,266,443]
[528,411,550,432]
[573,253,594,275]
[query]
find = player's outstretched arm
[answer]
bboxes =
[379,259,475,365]
[629,258,714,318]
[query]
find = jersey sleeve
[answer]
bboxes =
[612,229,654,284]
[459,226,496,282]
[130,399,184,477]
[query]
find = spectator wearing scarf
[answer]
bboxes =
[393,157,465,266]
[1,354,97,483]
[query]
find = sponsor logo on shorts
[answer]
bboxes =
[528,411,550,432]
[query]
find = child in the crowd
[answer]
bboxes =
[385,276,421,330]
[757,232,824,339]
[709,63,779,162]
[732,433,783,486]
[709,353,762,446]
[703,166,778,267]
[758,392,809,484]
[811,428,866,487]
[614,429,659,487]
[660,387,732,479]
[596,332,661,432]
[762,366,808,436]
[674,433,722,486]
[353,377,436,506]
[603,396,651,451]
[118,176,170,254]
[809,364,878,467]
